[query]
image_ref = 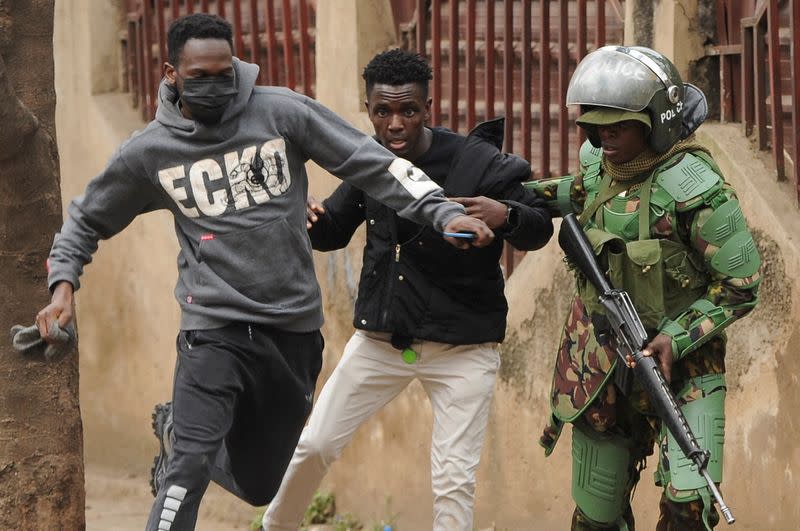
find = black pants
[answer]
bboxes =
[145,322,323,531]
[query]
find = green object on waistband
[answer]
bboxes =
[401,348,417,364]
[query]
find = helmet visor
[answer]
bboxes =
[566,46,662,111]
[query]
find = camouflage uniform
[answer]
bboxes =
[530,46,761,531]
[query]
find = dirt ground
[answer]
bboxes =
[85,464,260,530]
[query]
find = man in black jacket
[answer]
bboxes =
[263,49,553,531]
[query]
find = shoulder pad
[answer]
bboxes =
[655,152,722,205]
[699,199,747,247]
[579,140,602,171]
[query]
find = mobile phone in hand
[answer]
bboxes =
[442,231,476,239]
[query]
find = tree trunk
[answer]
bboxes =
[0,0,85,529]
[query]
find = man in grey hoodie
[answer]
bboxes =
[33,13,491,531]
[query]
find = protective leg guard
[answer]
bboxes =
[572,424,633,527]
[661,373,726,492]
[656,373,726,530]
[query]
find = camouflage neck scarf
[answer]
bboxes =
[602,135,711,183]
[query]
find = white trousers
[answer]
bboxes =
[263,330,500,531]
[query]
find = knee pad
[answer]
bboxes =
[571,425,633,526]
[659,373,726,494]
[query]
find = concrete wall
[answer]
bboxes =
[54,1,798,529]
[649,0,706,81]
[624,0,714,80]
[54,0,180,470]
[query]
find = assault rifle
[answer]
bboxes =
[558,213,735,525]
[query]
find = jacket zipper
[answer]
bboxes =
[380,243,402,328]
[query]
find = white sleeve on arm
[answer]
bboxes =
[297,96,464,231]
[47,153,161,291]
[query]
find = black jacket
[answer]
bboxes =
[309,118,553,344]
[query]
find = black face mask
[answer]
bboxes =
[177,73,238,125]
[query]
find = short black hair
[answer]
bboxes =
[167,13,234,66]
[362,48,432,98]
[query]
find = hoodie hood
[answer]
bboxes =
[155,57,260,141]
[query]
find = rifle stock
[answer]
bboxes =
[557,213,735,525]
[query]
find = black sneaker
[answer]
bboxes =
[149,401,174,496]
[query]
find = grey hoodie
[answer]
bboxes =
[47,58,465,332]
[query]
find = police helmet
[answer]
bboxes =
[567,46,697,153]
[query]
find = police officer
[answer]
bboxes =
[529,46,761,530]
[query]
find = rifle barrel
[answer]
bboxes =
[701,468,735,524]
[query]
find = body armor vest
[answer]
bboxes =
[574,150,720,331]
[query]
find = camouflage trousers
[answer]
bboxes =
[569,342,725,531]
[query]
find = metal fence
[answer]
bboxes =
[404,0,624,179]
[121,0,315,121]
[707,0,799,201]
[401,0,624,273]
